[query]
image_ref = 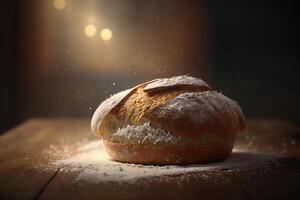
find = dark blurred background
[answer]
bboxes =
[0,0,299,133]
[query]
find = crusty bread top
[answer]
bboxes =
[112,86,206,127]
[91,75,245,139]
[91,79,157,135]
[143,75,211,92]
[145,91,245,138]
[91,88,134,134]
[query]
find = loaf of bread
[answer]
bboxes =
[91,75,245,164]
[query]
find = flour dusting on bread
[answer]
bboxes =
[143,75,211,92]
[110,122,178,144]
[156,91,242,125]
[109,122,227,145]
[91,89,134,135]
[146,91,244,138]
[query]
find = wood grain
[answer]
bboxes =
[39,170,248,200]
[0,118,91,200]
[0,118,299,200]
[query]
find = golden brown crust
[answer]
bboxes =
[92,79,157,138]
[104,140,234,165]
[92,76,214,139]
[111,85,208,126]
[91,76,245,164]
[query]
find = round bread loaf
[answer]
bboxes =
[91,75,245,164]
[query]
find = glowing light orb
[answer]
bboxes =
[54,0,66,10]
[100,28,112,41]
[85,25,97,37]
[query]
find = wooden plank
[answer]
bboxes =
[233,158,300,200]
[0,118,91,200]
[39,170,248,200]
[234,120,300,199]
[1,118,300,200]
[235,119,300,156]
[38,119,299,200]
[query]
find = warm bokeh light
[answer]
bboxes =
[100,28,112,41]
[54,0,66,10]
[85,25,97,37]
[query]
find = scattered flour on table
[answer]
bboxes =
[45,140,281,184]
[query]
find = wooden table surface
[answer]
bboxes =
[0,118,300,200]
